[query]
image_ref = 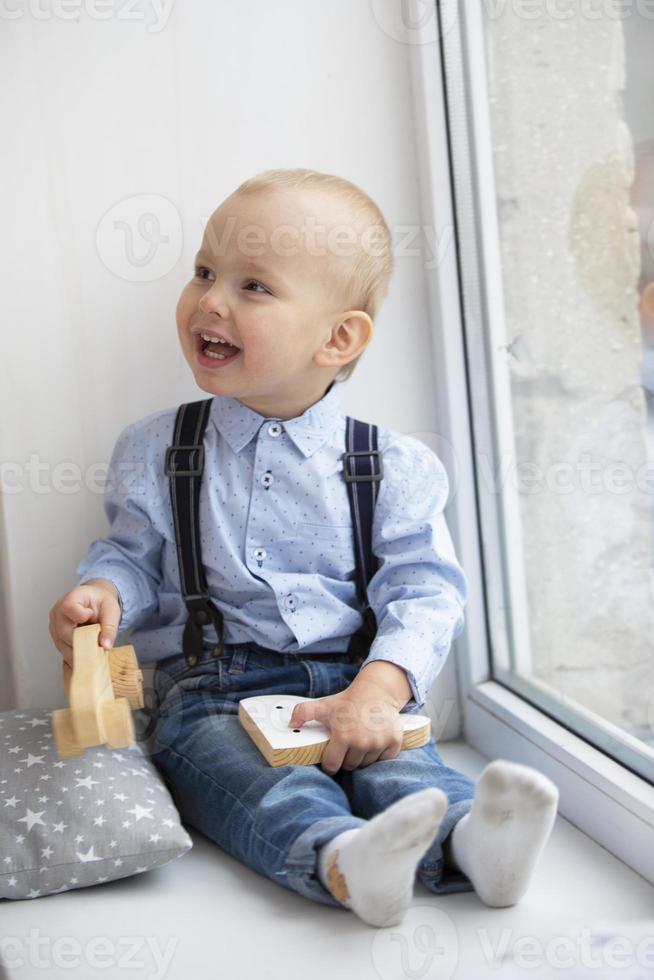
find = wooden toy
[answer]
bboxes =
[52,623,144,758]
[238,694,431,767]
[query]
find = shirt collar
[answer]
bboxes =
[209,381,343,458]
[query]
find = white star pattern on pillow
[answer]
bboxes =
[0,709,192,900]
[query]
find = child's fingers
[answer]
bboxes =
[59,642,74,669]
[288,698,327,728]
[49,585,120,664]
[57,604,92,640]
[96,596,121,650]
[48,609,75,666]
[288,702,308,728]
[49,591,96,660]
[67,606,95,625]
[59,591,94,619]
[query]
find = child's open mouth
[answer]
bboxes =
[196,334,241,368]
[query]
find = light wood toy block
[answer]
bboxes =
[238,694,431,767]
[52,623,145,759]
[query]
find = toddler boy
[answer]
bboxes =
[49,168,559,928]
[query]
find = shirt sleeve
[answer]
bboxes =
[75,421,164,638]
[358,436,468,711]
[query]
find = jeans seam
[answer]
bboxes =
[157,743,291,864]
[299,659,315,698]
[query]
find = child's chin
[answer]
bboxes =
[192,366,240,393]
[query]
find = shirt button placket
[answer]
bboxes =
[248,423,280,573]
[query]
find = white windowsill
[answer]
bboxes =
[1,739,652,980]
[463,680,654,887]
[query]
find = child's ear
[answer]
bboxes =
[315,312,373,370]
[639,281,654,323]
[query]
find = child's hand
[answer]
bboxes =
[288,678,405,775]
[48,579,121,668]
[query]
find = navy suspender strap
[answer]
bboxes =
[164,401,384,667]
[342,417,384,664]
[164,398,223,667]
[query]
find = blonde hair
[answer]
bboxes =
[231,168,394,382]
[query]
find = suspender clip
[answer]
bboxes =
[165,445,205,477]
[342,449,383,483]
[181,596,224,666]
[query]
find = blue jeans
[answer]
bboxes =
[148,641,476,908]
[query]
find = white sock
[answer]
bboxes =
[450,758,559,907]
[317,787,448,928]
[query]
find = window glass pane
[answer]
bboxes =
[450,0,654,779]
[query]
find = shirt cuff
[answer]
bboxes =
[357,648,426,712]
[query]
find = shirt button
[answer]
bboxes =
[284,593,298,612]
[267,423,282,437]
[253,547,267,568]
[261,471,274,489]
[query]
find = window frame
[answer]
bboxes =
[408,0,654,884]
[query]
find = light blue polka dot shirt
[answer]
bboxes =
[76,381,468,709]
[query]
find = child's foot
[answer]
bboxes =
[449,759,559,907]
[317,787,448,927]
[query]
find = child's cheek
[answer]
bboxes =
[175,284,196,323]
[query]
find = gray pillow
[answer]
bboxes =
[0,707,192,900]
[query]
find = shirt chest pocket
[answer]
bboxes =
[299,521,353,541]
[273,522,356,577]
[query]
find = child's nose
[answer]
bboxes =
[199,285,229,317]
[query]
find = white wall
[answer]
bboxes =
[0,0,463,737]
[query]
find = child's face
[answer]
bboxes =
[176,186,361,418]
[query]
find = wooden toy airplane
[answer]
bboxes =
[238,694,431,767]
[52,623,144,758]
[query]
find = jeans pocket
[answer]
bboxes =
[158,660,225,711]
[226,657,309,701]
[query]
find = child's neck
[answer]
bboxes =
[237,381,335,421]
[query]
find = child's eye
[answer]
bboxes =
[193,265,214,282]
[193,268,268,294]
[243,280,269,294]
